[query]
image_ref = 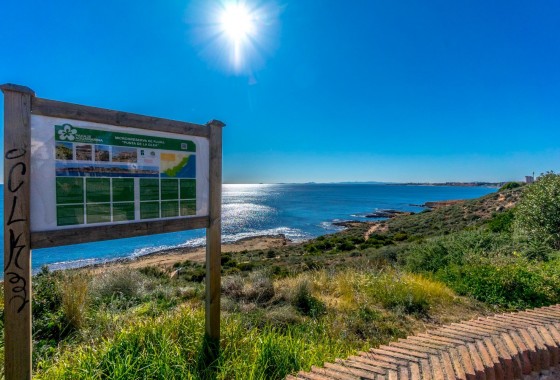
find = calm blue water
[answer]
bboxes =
[0,183,496,272]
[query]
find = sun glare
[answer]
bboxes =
[190,0,279,73]
[220,3,256,42]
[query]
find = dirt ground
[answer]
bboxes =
[87,235,290,274]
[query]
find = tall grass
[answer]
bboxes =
[38,306,354,380]
[59,274,89,330]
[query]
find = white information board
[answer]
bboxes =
[30,115,210,232]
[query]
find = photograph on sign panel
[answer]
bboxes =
[112,146,137,163]
[94,144,111,161]
[55,142,73,160]
[75,144,92,161]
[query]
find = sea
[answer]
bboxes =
[0,183,496,272]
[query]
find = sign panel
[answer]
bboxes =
[30,115,210,232]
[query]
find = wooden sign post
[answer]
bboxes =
[1,84,225,379]
[2,84,34,380]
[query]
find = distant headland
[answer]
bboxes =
[398,181,503,187]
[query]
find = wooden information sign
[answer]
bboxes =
[1,84,225,379]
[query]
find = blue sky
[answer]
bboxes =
[1,0,559,183]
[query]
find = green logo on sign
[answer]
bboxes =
[57,124,78,141]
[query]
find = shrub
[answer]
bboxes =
[222,272,275,305]
[403,230,514,273]
[345,306,405,341]
[364,272,454,316]
[291,280,326,318]
[59,274,89,331]
[514,172,560,249]
[436,259,560,309]
[337,240,355,251]
[245,272,275,304]
[499,182,522,191]
[138,266,168,279]
[32,268,70,342]
[90,269,145,302]
[222,275,245,300]
[238,262,255,271]
[264,306,302,327]
[486,209,515,233]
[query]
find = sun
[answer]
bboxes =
[190,0,279,73]
[219,3,256,43]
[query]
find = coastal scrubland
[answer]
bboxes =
[2,175,560,379]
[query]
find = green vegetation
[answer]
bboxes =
[514,172,560,249]
[499,181,523,192]
[3,175,560,378]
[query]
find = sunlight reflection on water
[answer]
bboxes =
[16,183,496,272]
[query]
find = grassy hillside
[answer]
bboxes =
[2,180,560,379]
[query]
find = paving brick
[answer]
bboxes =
[517,329,543,372]
[418,333,466,346]
[542,306,560,316]
[472,319,514,332]
[389,342,440,356]
[448,347,469,380]
[428,355,445,380]
[399,337,450,351]
[451,323,495,338]
[463,321,508,335]
[526,309,560,319]
[324,362,378,379]
[442,325,490,340]
[482,338,505,380]
[379,345,430,360]
[409,334,463,347]
[546,325,560,346]
[349,355,399,371]
[466,342,488,380]
[523,327,551,370]
[506,313,550,325]
[398,365,409,380]
[298,370,332,380]
[457,345,478,380]
[354,353,404,369]
[387,370,398,380]
[370,348,422,363]
[491,316,534,330]
[522,311,560,323]
[311,366,358,380]
[492,335,523,379]
[504,331,533,375]
[476,339,498,380]
[337,359,386,375]
[428,329,477,344]
[409,362,421,379]
[535,325,559,365]
[419,358,431,380]
[440,351,456,380]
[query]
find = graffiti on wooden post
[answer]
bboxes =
[4,147,29,313]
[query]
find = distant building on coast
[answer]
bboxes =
[525,175,534,184]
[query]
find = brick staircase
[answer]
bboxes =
[287,305,560,380]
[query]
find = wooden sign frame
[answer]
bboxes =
[1,83,225,379]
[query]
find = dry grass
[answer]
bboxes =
[59,274,89,330]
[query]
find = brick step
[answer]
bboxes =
[287,305,560,380]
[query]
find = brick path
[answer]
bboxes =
[287,305,560,380]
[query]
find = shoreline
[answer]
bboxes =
[83,234,292,274]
